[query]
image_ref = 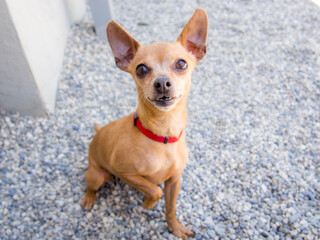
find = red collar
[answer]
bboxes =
[133,113,183,144]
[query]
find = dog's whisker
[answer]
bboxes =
[137,89,149,105]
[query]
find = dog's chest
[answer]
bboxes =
[135,145,187,184]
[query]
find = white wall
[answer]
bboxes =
[0,0,86,116]
[311,0,320,7]
[89,0,113,41]
[66,0,87,23]
[0,0,46,115]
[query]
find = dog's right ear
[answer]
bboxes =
[106,21,140,71]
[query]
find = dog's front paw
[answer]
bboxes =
[168,220,194,240]
[80,190,96,210]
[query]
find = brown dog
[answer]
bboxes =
[81,9,208,240]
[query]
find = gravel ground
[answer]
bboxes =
[1,0,320,239]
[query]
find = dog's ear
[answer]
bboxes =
[106,21,140,71]
[177,8,208,61]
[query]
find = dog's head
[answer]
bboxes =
[106,9,208,112]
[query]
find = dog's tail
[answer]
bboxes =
[94,123,101,132]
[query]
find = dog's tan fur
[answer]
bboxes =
[81,9,208,239]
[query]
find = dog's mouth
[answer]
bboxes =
[155,96,173,103]
[149,95,174,106]
[148,95,182,110]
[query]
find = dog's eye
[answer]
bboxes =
[136,64,149,78]
[175,59,188,70]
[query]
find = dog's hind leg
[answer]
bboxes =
[80,165,112,210]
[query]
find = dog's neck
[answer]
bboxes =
[136,94,188,138]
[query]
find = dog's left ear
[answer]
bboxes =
[177,8,208,61]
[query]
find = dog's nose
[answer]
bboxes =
[154,77,172,94]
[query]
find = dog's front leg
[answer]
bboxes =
[119,175,162,210]
[164,176,194,240]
